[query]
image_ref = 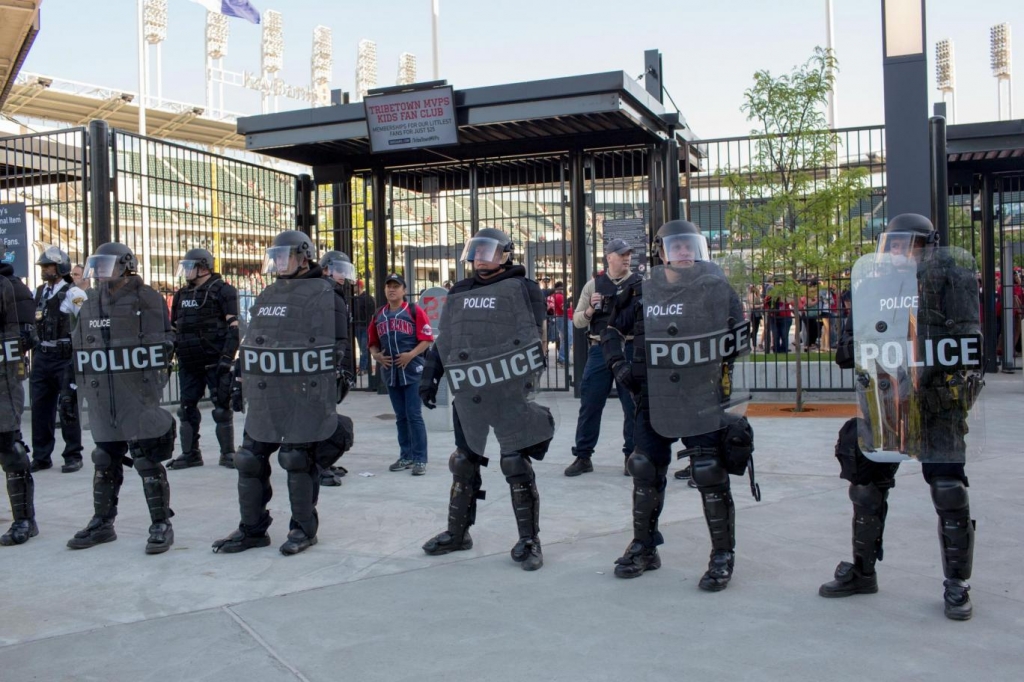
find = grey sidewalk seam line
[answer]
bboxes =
[222,605,313,682]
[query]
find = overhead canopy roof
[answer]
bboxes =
[947,118,1024,179]
[238,72,702,182]
[0,0,42,109]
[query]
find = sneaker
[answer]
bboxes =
[67,517,116,550]
[61,458,84,473]
[0,519,39,546]
[389,458,414,472]
[212,527,271,554]
[943,579,973,621]
[168,452,203,470]
[674,465,692,480]
[614,541,662,579]
[818,561,878,598]
[698,550,735,591]
[411,462,427,476]
[423,530,473,555]
[564,457,594,477]
[30,459,52,472]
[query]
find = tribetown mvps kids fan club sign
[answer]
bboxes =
[364,85,459,154]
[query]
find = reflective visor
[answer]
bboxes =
[82,254,119,279]
[325,258,356,282]
[262,245,298,275]
[661,233,709,265]
[877,232,926,257]
[175,260,199,279]
[460,237,501,264]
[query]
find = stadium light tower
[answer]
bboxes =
[397,52,417,86]
[356,39,378,101]
[262,10,284,112]
[311,26,333,107]
[205,12,229,118]
[935,38,956,123]
[991,23,1013,120]
[143,0,167,104]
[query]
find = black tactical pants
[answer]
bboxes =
[236,432,320,539]
[30,348,82,464]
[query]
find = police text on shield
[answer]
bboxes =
[647,323,751,367]
[447,341,545,391]
[76,344,170,374]
[240,346,336,376]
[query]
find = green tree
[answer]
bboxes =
[725,47,870,410]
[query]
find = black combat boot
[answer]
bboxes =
[140,464,175,555]
[698,487,736,591]
[509,480,543,571]
[212,512,273,553]
[280,527,318,555]
[67,516,117,549]
[218,452,235,468]
[168,451,203,469]
[424,451,480,556]
[614,464,665,579]
[820,484,887,597]
[564,457,593,477]
[931,478,975,620]
[1,471,38,546]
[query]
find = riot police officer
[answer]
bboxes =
[602,220,754,589]
[168,248,240,470]
[29,244,86,473]
[319,250,356,487]
[212,231,353,556]
[418,227,553,571]
[67,243,178,554]
[820,214,981,620]
[0,277,37,546]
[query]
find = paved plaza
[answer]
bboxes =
[1,375,1021,682]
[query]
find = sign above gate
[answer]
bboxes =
[364,86,459,154]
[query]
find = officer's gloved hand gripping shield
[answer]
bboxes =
[239,278,338,444]
[0,280,25,434]
[436,278,555,455]
[852,247,984,464]
[644,260,751,439]
[72,280,175,442]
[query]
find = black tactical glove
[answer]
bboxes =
[612,361,640,395]
[337,370,352,404]
[19,324,38,353]
[59,389,78,425]
[230,365,244,413]
[420,378,439,409]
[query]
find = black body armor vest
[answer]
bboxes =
[35,285,72,342]
[175,278,229,367]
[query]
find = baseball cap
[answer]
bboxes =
[605,238,632,255]
[385,273,406,287]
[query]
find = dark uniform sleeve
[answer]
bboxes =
[524,279,547,333]
[218,282,240,320]
[170,288,181,334]
[602,280,640,369]
[834,310,855,370]
[333,291,352,374]
[12,277,35,329]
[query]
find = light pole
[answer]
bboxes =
[991,23,1013,120]
[881,0,930,218]
[935,38,956,123]
[431,0,440,80]
[261,10,284,113]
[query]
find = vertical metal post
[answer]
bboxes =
[1001,239,1016,372]
[980,173,998,373]
[89,120,112,247]
[371,166,389,394]
[647,145,664,231]
[569,149,588,397]
[80,128,91,258]
[664,137,680,222]
[468,162,479,233]
[929,115,949,247]
[332,171,353,254]
[294,173,314,236]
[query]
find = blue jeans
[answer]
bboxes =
[388,380,428,463]
[774,318,792,353]
[572,343,636,459]
[354,327,370,373]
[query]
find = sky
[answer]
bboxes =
[20,0,1024,140]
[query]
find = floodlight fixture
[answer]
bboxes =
[143,0,167,44]
[397,52,417,85]
[262,10,284,75]
[206,12,229,59]
[356,39,378,100]
[991,23,1011,78]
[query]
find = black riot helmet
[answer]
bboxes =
[34,242,72,279]
[460,227,514,275]
[263,230,316,277]
[83,242,138,280]
[176,248,215,280]
[877,213,938,264]
[319,250,356,283]
[653,220,710,266]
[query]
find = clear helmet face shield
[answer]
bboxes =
[262,245,302,276]
[82,254,121,280]
[661,233,710,267]
[175,259,200,280]
[877,232,930,268]
[325,258,356,283]
[460,237,505,265]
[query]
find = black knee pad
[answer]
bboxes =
[849,482,886,514]
[626,450,658,486]
[500,452,534,484]
[212,406,233,425]
[448,449,477,479]
[314,415,354,469]
[132,457,161,476]
[279,447,311,472]
[234,448,262,476]
[691,453,729,491]
[0,440,29,472]
[930,477,969,518]
[92,446,117,469]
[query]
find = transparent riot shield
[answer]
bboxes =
[73,280,175,442]
[0,279,25,433]
[240,277,338,444]
[436,278,555,455]
[852,248,984,463]
[644,262,751,439]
